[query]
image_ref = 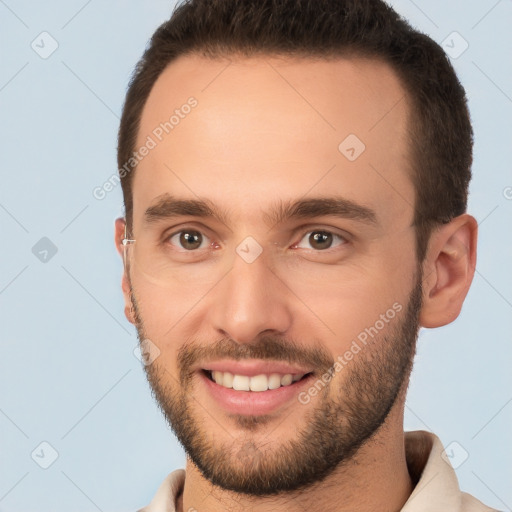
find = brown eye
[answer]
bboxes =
[169,230,207,250]
[295,229,347,251]
[309,231,333,250]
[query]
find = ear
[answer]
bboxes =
[115,217,136,325]
[419,214,477,328]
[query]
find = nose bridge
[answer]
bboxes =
[210,241,292,343]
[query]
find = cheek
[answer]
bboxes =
[292,254,416,351]
[297,282,399,352]
[133,288,186,382]
[131,278,193,348]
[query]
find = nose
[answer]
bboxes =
[208,244,293,344]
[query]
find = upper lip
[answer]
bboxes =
[198,359,314,377]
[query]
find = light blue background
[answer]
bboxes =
[0,1,511,511]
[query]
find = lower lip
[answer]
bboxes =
[199,371,315,416]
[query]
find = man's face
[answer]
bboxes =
[122,55,422,494]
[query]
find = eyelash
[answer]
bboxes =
[163,226,349,254]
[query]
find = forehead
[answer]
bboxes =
[132,54,414,229]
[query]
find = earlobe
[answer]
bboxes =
[419,214,477,328]
[124,290,136,325]
[121,272,136,325]
[114,217,136,325]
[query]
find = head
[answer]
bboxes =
[115,0,477,496]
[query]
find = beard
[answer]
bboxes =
[130,270,422,496]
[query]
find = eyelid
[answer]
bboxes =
[162,221,213,239]
[293,222,352,240]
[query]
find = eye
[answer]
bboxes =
[293,229,348,251]
[167,229,212,251]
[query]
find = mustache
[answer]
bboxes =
[177,335,334,385]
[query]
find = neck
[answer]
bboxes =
[178,399,413,512]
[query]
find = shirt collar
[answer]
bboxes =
[401,430,462,511]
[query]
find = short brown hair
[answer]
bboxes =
[117,0,473,261]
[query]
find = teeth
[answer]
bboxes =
[209,371,306,391]
[232,375,250,391]
[222,371,233,388]
[268,374,281,390]
[281,374,293,386]
[250,374,268,392]
[212,370,223,386]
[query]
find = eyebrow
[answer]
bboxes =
[144,193,378,229]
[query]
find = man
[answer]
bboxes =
[114,0,497,510]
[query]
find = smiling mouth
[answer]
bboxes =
[201,369,313,392]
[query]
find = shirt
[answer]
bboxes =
[138,430,498,512]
